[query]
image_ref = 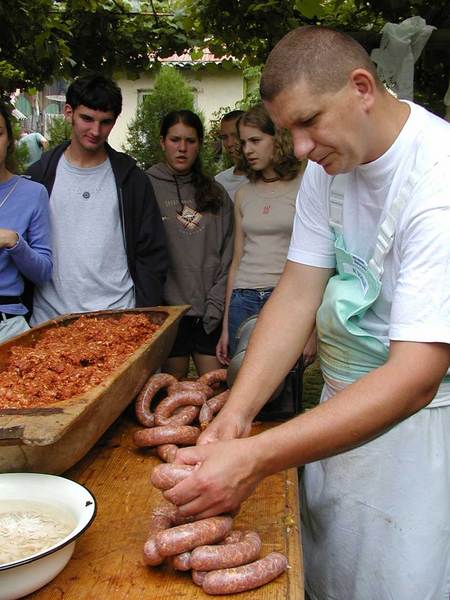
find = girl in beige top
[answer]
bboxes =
[217,104,316,362]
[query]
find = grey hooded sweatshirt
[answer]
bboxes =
[146,162,234,334]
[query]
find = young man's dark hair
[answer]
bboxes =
[221,109,245,123]
[66,74,123,119]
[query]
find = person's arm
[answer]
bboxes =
[203,190,235,335]
[216,191,245,364]
[4,186,52,284]
[165,338,449,519]
[212,259,332,440]
[133,175,168,307]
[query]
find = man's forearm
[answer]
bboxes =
[252,340,450,477]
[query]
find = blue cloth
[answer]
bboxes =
[228,288,273,356]
[0,175,52,315]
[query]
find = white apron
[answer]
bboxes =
[302,171,450,600]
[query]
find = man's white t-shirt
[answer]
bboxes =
[288,101,450,403]
[215,167,248,202]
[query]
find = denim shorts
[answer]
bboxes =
[228,288,273,357]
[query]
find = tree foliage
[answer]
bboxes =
[124,66,197,170]
[0,0,195,96]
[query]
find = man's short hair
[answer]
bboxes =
[221,110,245,124]
[66,74,122,118]
[261,26,381,100]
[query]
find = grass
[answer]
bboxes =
[301,359,323,411]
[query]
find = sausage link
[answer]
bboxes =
[143,508,176,566]
[154,405,200,427]
[156,443,178,463]
[222,530,244,544]
[201,552,288,594]
[155,390,207,420]
[151,463,196,491]
[191,530,261,571]
[156,516,233,557]
[133,425,200,448]
[199,390,230,429]
[171,551,191,571]
[192,570,207,586]
[135,373,177,427]
[198,369,228,388]
[168,380,214,398]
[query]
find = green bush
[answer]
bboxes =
[47,116,71,148]
[124,66,198,171]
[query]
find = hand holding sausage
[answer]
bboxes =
[164,437,264,519]
[196,406,252,446]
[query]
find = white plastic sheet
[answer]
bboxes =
[371,16,435,100]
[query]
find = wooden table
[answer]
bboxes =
[27,409,304,599]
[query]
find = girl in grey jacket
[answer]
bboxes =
[147,110,234,378]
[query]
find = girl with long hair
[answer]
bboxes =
[147,109,234,378]
[0,102,52,343]
[216,104,316,363]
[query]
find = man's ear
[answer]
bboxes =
[63,104,73,122]
[159,135,165,151]
[349,68,376,111]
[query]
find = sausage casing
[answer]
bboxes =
[133,425,200,448]
[156,516,233,557]
[201,551,288,594]
[190,530,261,571]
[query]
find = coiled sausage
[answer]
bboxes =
[155,390,207,421]
[168,380,214,398]
[199,390,230,428]
[155,516,233,557]
[154,405,200,427]
[198,369,228,388]
[135,373,177,427]
[201,551,288,595]
[190,530,262,571]
[151,463,196,491]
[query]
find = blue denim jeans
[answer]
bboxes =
[228,288,273,357]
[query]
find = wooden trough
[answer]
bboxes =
[0,305,189,474]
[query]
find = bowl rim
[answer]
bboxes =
[0,473,97,572]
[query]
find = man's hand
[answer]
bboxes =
[196,408,252,446]
[165,437,263,519]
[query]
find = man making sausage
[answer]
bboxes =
[163,26,450,600]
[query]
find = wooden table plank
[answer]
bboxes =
[27,410,304,599]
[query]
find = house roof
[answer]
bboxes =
[159,49,234,67]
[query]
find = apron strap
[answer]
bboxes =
[328,174,346,235]
[368,168,420,278]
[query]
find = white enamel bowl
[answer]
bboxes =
[0,473,96,600]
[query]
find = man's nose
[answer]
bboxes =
[90,121,101,136]
[179,140,187,152]
[292,131,314,160]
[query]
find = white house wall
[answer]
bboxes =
[108,69,244,151]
